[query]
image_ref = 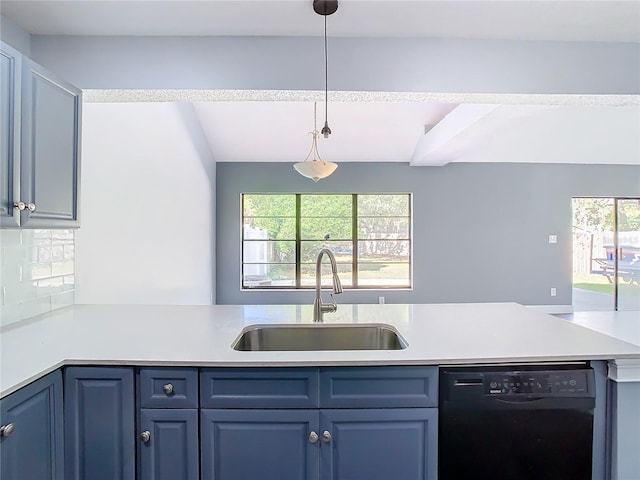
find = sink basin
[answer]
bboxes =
[232,324,408,351]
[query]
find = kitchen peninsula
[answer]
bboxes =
[3,303,640,395]
[1,302,639,480]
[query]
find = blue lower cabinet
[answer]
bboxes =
[64,367,135,480]
[139,408,199,480]
[319,366,438,408]
[200,367,319,409]
[201,409,319,480]
[0,370,64,480]
[320,408,438,480]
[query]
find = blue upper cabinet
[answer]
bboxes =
[0,370,64,480]
[20,56,81,227]
[0,42,21,227]
[0,41,81,229]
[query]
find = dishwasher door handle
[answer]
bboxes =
[494,396,544,404]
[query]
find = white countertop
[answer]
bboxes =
[2,302,640,398]
[564,311,640,347]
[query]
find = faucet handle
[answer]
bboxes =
[329,293,338,309]
[318,295,338,315]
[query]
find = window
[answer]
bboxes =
[242,193,412,289]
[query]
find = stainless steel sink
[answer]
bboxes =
[232,324,408,351]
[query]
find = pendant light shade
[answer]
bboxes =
[294,102,338,182]
[293,154,338,182]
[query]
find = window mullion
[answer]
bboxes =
[352,194,358,288]
[295,194,301,288]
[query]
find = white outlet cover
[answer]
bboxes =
[548,235,557,244]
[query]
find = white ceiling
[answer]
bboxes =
[193,101,458,162]
[2,0,639,166]
[188,102,639,165]
[2,0,639,42]
[419,105,640,165]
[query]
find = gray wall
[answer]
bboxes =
[28,35,639,94]
[0,15,31,55]
[216,162,640,306]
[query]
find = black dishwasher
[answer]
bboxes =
[439,364,595,480]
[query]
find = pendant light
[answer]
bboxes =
[293,102,338,182]
[315,0,337,138]
[293,0,338,182]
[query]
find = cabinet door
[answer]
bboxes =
[201,409,319,480]
[139,409,199,480]
[320,408,438,480]
[0,370,64,480]
[20,57,81,227]
[0,42,20,227]
[64,367,135,480]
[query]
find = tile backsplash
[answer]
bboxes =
[1,229,75,326]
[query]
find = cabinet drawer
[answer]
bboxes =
[319,366,438,408]
[200,368,319,409]
[138,368,198,408]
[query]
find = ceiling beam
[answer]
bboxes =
[410,104,500,166]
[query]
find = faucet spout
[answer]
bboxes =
[313,248,343,322]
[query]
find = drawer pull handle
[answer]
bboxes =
[140,431,151,443]
[162,384,174,395]
[322,431,332,443]
[0,423,15,437]
[309,431,319,444]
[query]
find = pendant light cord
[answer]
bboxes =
[324,15,328,125]
[320,12,331,138]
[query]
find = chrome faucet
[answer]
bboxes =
[313,248,343,322]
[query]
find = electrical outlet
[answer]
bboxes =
[379,296,385,305]
[548,235,557,244]
[550,288,557,297]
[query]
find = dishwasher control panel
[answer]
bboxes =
[484,370,590,396]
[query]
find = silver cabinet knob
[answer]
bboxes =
[140,431,151,443]
[309,431,319,444]
[13,202,36,212]
[322,431,332,443]
[162,384,174,395]
[0,423,15,437]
